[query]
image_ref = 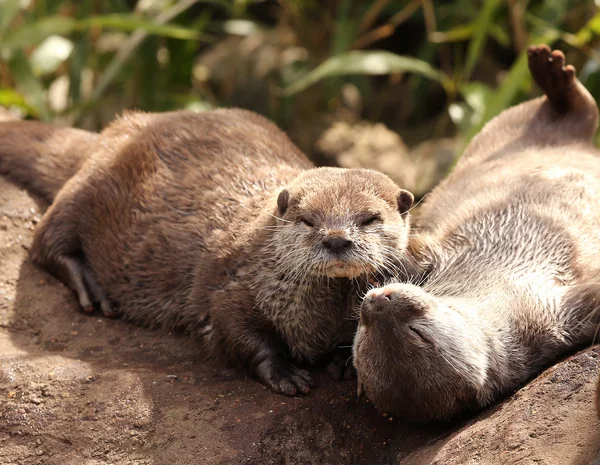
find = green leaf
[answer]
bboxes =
[1,13,205,54]
[2,16,76,53]
[68,36,88,103]
[81,14,202,40]
[430,24,474,44]
[283,50,450,96]
[6,50,50,120]
[488,23,510,47]
[0,87,27,107]
[463,0,502,79]
[0,0,21,40]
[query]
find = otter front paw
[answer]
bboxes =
[255,357,316,396]
[327,347,357,381]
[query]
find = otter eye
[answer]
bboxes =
[409,326,431,345]
[300,218,314,227]
[361,215,380,226]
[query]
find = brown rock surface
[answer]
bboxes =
[403,348,600,465]
[315,121,417,193]
[0,177,599,465]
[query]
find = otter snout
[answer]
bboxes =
[360,287,395,324]
[323,237,353,254]
[361,284,428,325]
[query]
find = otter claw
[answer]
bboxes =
[255,358,316,396]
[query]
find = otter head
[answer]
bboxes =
[353,283,490,424]
[272,167,413,280]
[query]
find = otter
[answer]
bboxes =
[0,108,414,395]
[353,45,600,423]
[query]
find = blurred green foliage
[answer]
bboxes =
[1,0,600,147]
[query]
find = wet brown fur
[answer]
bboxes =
[0,108,413,395]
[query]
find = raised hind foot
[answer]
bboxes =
[527,44,595,115]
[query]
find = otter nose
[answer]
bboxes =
[360,288,395,325]
[368,289,393,302]
[323,237,353,254]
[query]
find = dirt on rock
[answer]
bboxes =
[1,177,599,465]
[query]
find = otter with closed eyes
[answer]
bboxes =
[353,45,600,423]
[0,108,414,396]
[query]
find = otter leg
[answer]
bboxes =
[249,339,317,396]
[210,287,317,396]
[82,263,117,317]
[31,200,116,317]
[527,44,598,138]
[327,346,357,380]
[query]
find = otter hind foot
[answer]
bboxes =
[528,44,581,114]
[253,354,316,396]
[52,255,117,318]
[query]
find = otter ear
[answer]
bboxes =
[397,189,414,215]
[277,189,290,216]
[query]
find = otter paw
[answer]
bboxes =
[255,358,316,396]
[327,348,357,381]
[82,265,118,318]
[527,44,577,113]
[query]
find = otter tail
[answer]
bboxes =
[0,115,99,203]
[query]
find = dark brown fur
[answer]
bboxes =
[0,108,414,395]
[353,45,600,423]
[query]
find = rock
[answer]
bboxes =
[194,29,305,116]
[402,347,600,465]
[315,121,416,192]
[409,137,459,198]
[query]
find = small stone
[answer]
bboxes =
[36,449,44,456]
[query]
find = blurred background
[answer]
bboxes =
[1,0,599,197]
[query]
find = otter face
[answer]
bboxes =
[273,168,413,280]
[353,283,489,423]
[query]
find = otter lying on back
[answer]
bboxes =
[0,108,414,395]
[353,45,600,422]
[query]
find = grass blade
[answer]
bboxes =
[7,50,50,120]
[2,16,76,53]
[81,14,203,40]
[0,0,21,40]
[69,0,204,124]
[283,50,451,96]
[463,0,502,80]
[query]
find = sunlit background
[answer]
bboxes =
[1,0,599,197]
